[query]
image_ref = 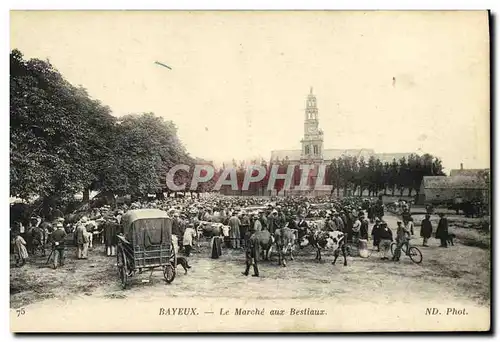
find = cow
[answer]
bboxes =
[306,219,325,231]
[196,221,231,247]
[299,229,348,266]
[248,229,274,261]
[84,218,106,248]
[273,227,298,267]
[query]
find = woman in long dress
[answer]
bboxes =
[13,233,29,267]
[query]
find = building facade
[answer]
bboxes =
[271,88,413,165]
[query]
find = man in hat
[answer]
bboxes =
[50,222,67,268]
[435,213,449,248]
[267,209,279,234]
[239,212,250,248]
[375,195,385,220]
[359,212,369,240]
[75,218,89,259]
[242,233,259,277]
[403,216,415,236]
[371,218,382,250]
[351,214,362,244]
[228,211,241,249]
[420,214,433,247]
[252,213,263,233]
[333,212,344,233]
[378,221,393,260]
[324,213,336,232]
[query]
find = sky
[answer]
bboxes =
[10,10,490,172]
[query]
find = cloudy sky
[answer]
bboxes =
[10,11,490,171]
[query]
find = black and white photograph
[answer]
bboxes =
[9,10,491,332]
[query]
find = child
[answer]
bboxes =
[182,223,197,257]
[13,232,29,267]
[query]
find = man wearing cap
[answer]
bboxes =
[420,214,433,247]
[50,222,67,268]
[371,218,382,250]
[392,221,410,261]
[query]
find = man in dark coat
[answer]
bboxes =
[359,214,369,240]
[239,213,250,248]
[371,218,382,250]
[435,213,449,247]
[241,234,259,277]
[420,214,433,247]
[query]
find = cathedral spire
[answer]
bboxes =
[310,86,313,95]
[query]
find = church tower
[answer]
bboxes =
[300,87,324,162]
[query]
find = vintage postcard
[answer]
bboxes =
[9,10,491,332]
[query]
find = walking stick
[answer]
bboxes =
[45,247,55,265]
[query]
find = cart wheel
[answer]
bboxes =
[164,264,176,284]
[117,247,128,289]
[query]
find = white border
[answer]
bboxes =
[3,1,498,341]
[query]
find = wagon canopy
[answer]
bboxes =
[121,209,172,247]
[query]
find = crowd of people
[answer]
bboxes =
[10,193,452,274]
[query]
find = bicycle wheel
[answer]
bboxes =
[408,246,423,264]
[390,242,396,256]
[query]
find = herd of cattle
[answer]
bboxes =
[20,201,355,268]
[194,210,349,267]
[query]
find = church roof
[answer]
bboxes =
[270,149,413,163]
[323,149,375,160]
[270,149,302,161]
[375,153,414,164]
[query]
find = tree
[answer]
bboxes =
[10,49,109,208]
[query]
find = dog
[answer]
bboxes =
[172,256,192,274]
[446,233,456,246]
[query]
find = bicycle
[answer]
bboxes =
[390,239,422,264]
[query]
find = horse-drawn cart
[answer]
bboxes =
[116,209,176,289]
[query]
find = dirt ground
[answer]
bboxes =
[10,213,490,314]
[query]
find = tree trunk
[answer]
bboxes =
[391,186,395,196]
[336,187,340,197]
[83,187,90,202]
[408,188,413,197]
[156,191,165,200]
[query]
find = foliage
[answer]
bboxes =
[327,153,446,197]
[10,49,193,203]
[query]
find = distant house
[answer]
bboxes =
[417,175,488,204]
[450,167,490,178]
